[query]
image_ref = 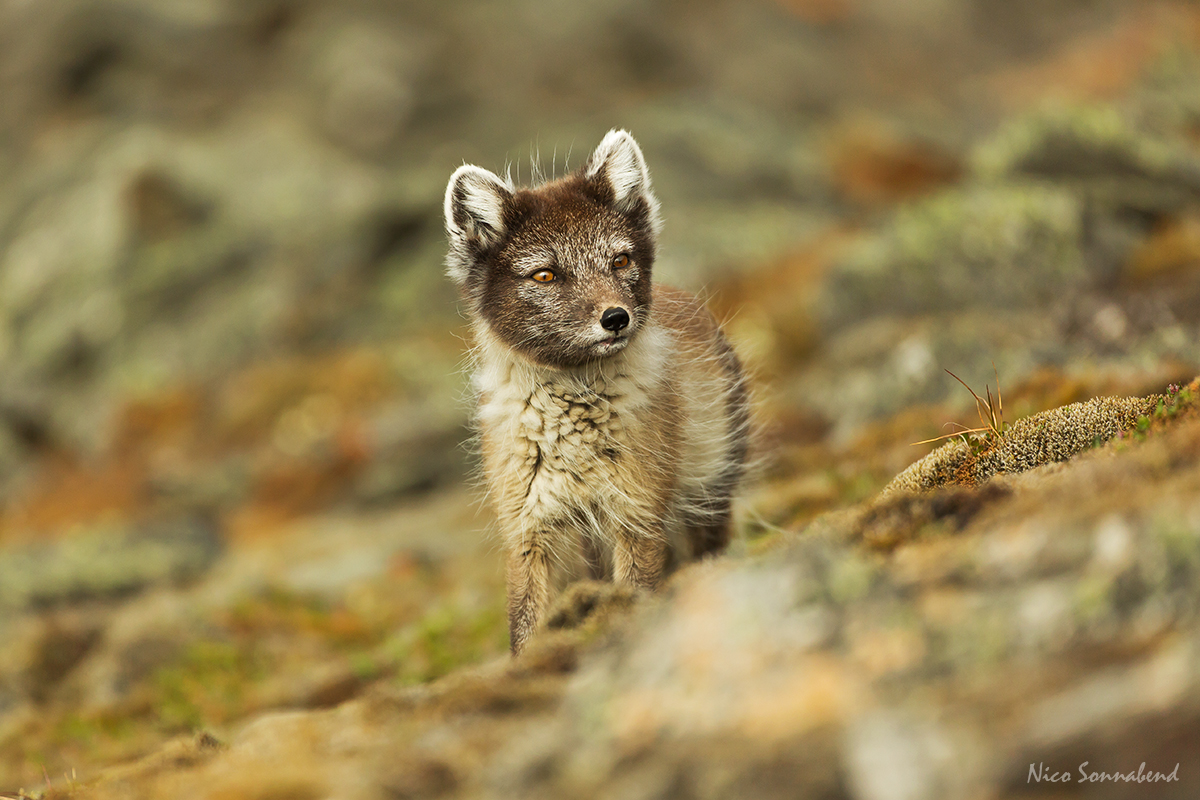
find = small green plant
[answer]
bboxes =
[914,364,1007,452]
[1115,382,1195,446]
[0,766,79,800]
[1157,383,1192,419]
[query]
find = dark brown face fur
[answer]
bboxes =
[469,174,657,368]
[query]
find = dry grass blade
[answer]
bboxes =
[946,369,992,433]
[912,423,992,446]
[911,366,1007,447]
[992,360,1003,423]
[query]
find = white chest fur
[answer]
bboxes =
[519,380,623,473]
[474,325,671,540]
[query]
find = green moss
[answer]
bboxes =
[49,712,136,756]
[937,606,1012,669]
[226,586,378,649]
[152,639,268,731]
[1160,386,1193,418]
[349,652,380,681]
[1073,575,1114,626]
[388,596,508,686]
[1153,517,1200,590]
[827,554,876,605]
[45,712,134,759]
[885,394,1159,495]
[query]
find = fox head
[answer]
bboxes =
[444,130,663,369]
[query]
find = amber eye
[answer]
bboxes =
[530,269,556,283]
[612,253,631,269]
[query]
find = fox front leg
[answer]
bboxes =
[506,536,553,656]
[612,531,669,592]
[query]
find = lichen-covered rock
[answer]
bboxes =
[969,103,1200,286]
[804,98,1200,436]
[311,21,427,155]
[972,104,1200,203]
[820,184,1085,333]
[0,516,221,611]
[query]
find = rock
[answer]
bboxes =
[87,731,226,799]
[0,0,290,135]
[312,21,427,156]
[23,610,105,703]
[972,104,1200,208]
[971,104,1200,284]
[820,184,1086,334]
[0,515,221,612]
[801,102,1200,435]
[352,401,468,504]
[844,710,983,800]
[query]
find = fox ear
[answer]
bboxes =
[444,164,513,281]
[584,129,662,234]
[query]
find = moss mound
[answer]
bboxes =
[883,392,1164,495]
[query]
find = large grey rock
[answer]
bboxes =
[0,515,221,611]
[820,183,1086,334]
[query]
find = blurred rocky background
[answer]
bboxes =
[3,0,1200,797]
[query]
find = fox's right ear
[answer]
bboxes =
[444,165,513,284]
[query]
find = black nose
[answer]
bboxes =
[600,307,630,332]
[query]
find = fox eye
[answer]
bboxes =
[530,269,556,283]
[612,253,631,269]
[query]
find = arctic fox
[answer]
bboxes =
[444,130,749,655]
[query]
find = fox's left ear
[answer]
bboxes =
[584,130,662,235]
